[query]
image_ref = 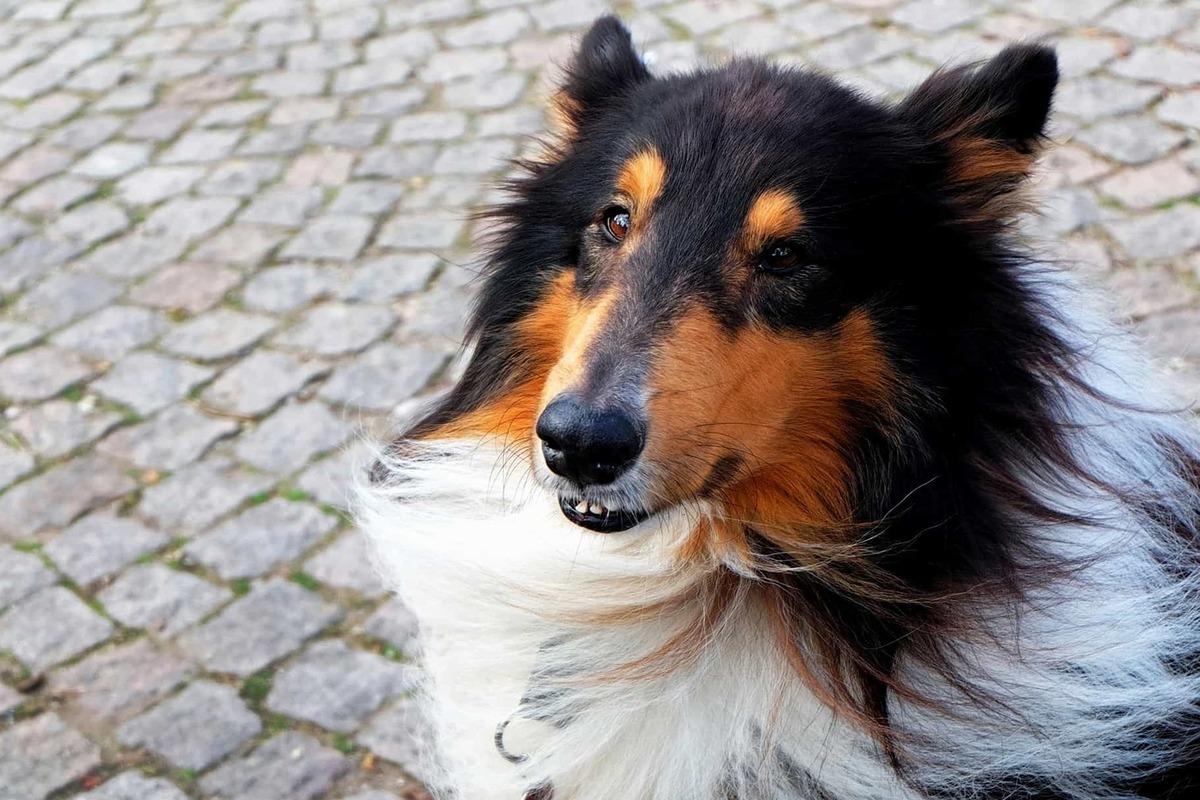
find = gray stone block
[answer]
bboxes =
[139,456,276,533]
[305,530,386,597]
[50,639,195,720]
[176,578,343,676]
[242,263,339,313]
[358,597,420,656]
[280,214,374,262]
[160,309,278,361]
[0,713,100,800]
[267,639,415,731]
[9,400,121,460]
[45,513,167,585]
[202,349,326,417]
[79,772,189,800]
[339,254,439,301]
[319,343,448,412]
[141,196,240,240]
[92,352,215,416]
[97,404,237,470]
[235,401,354,474]
[129,263,242,315]
[356,697,436,781]
[185,497,337,578]
[274,302,396,356]
[0,346,94,402]
[0,586,113,671]
[52,306,170,361]
[200,731,350,800]
[0,455,135,540]
[74,235,189,281]
[117,680,261,770]
[99,564,232,637]
[0,545,56,610]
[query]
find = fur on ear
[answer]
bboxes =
[551,16,651,139]
[899,44,1059,219]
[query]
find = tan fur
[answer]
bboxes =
[741,188,806,253]
[642,307,897,559]
[615,149,667,215]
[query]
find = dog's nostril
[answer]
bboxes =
[536,396,644,486]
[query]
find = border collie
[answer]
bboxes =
[358,17,1200,800]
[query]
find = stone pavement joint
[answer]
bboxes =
[0,1,1196,798]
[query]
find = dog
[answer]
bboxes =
[358,16,1200,800]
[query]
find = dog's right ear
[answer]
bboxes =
[552,16,650,138]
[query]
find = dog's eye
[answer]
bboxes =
[758,240,803,273]
[602,207,631,243]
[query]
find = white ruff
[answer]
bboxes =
[356,269,1200,800]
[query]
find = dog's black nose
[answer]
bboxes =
[536,396,644,486]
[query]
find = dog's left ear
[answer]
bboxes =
[899,44,1058,217]
[552,16,651,138]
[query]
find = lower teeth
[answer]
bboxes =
[569,499,612,516]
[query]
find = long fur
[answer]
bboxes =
[357,267,1200,799]
[356,20,1200,800]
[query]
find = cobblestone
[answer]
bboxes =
[0,586,113,671]
[76,235,188,281]
[305,530,387,597]
[267,639,415,731]
[0,713,101,800]
[235,400,354,474]
[160,308,278,361]
[52,306,170,361]
[0,3,1194,796]
[117,680,261,770]
[141,196,240,240]
[359,598,421,656]
[98,564,232,638]
[50,639,196,720]
[78,772,189,800]
[242,263,340,312]
[13,273,121,329]
[176,578,343,676]
[202,349,326,417]
[45,513,166,585]
[200,732,350,800]
[98,403,237,470]
[356,698,435,779]
[1074,117,1185,165]
[185,498,337,579]
[281,214,375,261]
[91,352,214,415]
[8,399,122,460]
[0,454,135,539]
[0,545,57,610]
[139,456,276,534]
[275,302,397,356]
[0,345,94,402]
[319,343,448,412]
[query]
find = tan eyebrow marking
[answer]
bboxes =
[615,149,668,214]
[743,188,806,250]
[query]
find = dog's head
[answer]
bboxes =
[409,17,1059,556]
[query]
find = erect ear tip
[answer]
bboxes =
[980,43,1059,141]
[581,14,633,46]
[989,43,1059,85]
[902,42,1059,150]
[553,14,649,133]
[574,14,641,74]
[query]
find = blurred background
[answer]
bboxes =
[0,0,1197,798]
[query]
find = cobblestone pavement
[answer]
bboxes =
[0,0,1197,798]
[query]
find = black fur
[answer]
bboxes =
[395,17,1200,797]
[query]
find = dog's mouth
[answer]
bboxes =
[558,495,652,533]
